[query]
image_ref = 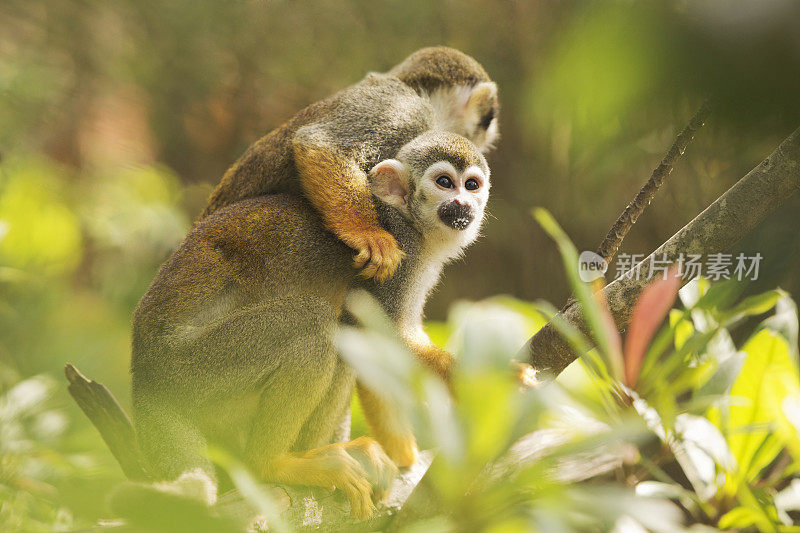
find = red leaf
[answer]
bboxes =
[624,265,682,387]
[594,287,624,380]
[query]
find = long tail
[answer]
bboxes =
[65,363,150,481]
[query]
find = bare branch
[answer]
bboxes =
[597,102,711,265]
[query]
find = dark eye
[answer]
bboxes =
[436,175,454,188]
[465,178,480,191]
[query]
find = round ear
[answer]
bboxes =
[370,159,409,207]
[467,81,498,109]
[465,81,498,130]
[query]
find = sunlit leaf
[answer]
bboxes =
[697,351,746,399]
[718,505,761,530]
[673,414,735,500]
[722,329,800,494]
[670,309,695,352]
[760,293,799,359]
[336,327,417,411]
[775,479,800,526]
[210,448,291,533]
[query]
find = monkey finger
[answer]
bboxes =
[345,437,397,499]
[359,257,381,280]
[368,252,391,283]
[342,477,375,519]
[372,259,391,283]
[376,242,404,282]
[353,248,370,269]
[359,264,380,280]
[372,486,389,506]
[338,449,372,480]
[372,463,396,503]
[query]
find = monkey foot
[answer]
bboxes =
[262,439,396,520]
[342,436,398,503]
[344,229,405,282]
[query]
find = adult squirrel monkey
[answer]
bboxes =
[200,47,498,281]
[132,131,490,518]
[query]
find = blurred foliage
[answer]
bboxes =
[335,211,800,532]
[2,0,800,531]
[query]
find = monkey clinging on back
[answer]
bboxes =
[201,46,499,281]
[131,130,491,518]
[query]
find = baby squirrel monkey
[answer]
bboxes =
[132,131,489,518]
[201,47,498,281]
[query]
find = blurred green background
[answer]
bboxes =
[2,0,800,529]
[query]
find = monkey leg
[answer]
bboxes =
[230,300,392,519]
[292,131,404,282]
[292,358,355,452]
[351,330,451,469]
[250,378,397,520]
[292,363,397,501]
[134,297,343,494]
[408,339,454,383]
[134,398,218,502]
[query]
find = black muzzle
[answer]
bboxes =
[437,201,474,230]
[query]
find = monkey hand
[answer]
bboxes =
[512,360,541,388]
[342,227,405,282]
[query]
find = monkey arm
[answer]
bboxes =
[398,322,454,383]
[407,339,454,384]
[357,332,454,469]
[292,124,403,282]
[357,383,419,469]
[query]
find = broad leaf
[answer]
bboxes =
[721,328,800,495]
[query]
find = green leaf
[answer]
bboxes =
[725,290,782,321]
[532,208,623,382]
[722,328,800,494]
[210,448,292,533]
[761,293,800,359]
[697,351,746,399]
[670,309,695,351]
[718,505,762,530]
[694,280,745,314]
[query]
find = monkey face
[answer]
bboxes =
[370,131,491,252]
[415,160,489,241]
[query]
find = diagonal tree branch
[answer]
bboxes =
[596,102,711,265]
[523,127,800,379]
